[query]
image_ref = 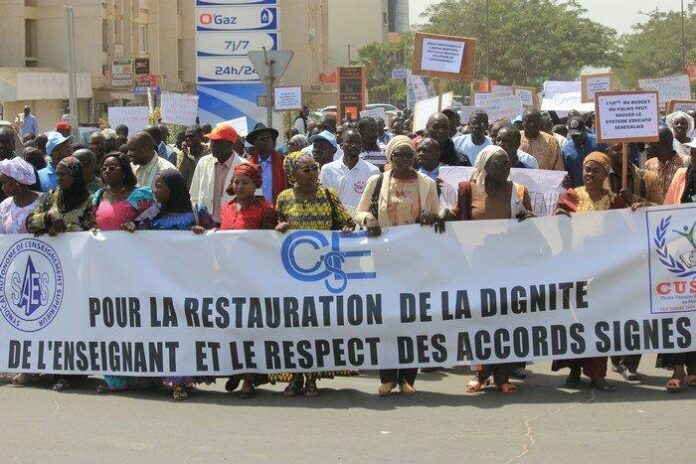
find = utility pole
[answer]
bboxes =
[681,0,686,73]
[262,47,274,127]
[65,6,78,138]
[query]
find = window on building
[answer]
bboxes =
[139,24,148,55]
[25,19,38,67]
[102,19,110,53]
[383,11,388,26]
[24,0,37,7]
[177,39,184,82]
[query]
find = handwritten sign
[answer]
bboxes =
[581,73,614,103]
[541,80,594,112]
[666,100,696,114]
[223,116,249,137]
[482,95,523,123]
[273,86,303,111]
[107,106,149,136]
[639,74,691,107]
[472,91,493,108]
[412,33,477,81]
[359,107,388,122]
[512,86,538,109]
[492,85,514,97]
[160,91,199,126]
[594,91,660,144]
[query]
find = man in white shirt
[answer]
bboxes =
[127,132,176,189]
[320,128,379,213]
[453,109,492,165]
[189,123,247,225]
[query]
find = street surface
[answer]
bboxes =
[1,355,694,463]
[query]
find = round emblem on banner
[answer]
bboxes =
[0,239,64,333]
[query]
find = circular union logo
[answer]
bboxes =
[199,13,213,25]
[0,239,64,332]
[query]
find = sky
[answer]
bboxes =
[409,0,687,35]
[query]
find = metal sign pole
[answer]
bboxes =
[263,47,274,127]
[65,6,78,137]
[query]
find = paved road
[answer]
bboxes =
[1,355,694,463]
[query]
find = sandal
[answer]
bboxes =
[53,378,70,392]
[304,379,318,398]
[666,376,686,393]
[466,378,489,393]
[499,383,518,394]
[283,379,304,397]
[172,384,188,401]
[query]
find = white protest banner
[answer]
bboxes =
[472,91,493,108]
[439,166,566,216]
[413,92,454,131]
[459,106,484,124]
[581,73,615,103]
[107,106,149,135]
[273,86,303,111]
[160,91,199,126]
[492,85,514,97]
[667,100,696,114]
[224,116,249,137]
[481,94,523,122]
[639,74,691,107]
[595,91,660,144]
[359,107,388,122]
[541,81,594,112]
[2,204,695,377]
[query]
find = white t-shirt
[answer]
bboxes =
[453,134,492,166]
[320,157,380,212]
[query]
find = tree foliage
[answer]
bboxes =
[356,35,414,105]
[614,3,696,87]
[421,0,617,90]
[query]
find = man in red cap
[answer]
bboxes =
[189,123,248,226]
[56,121,72,138]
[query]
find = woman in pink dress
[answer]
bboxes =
[92,152,156,393]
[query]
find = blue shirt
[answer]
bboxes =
[20,114,38,137]
[258,156,273,202]
[562,133,606,187]
[38,164,57,192]
[453,134,492,166]
[157,142,178,165]
[418,166,440,181]
[515,150,539,169]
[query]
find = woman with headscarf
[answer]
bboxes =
[666,111,695,157]
[120,168,214,400]
[25,156,95,391]
[275,153,356,397]
[219,163,277,399]
[454,145,534,395]
[658,141,696,392]
[354,135,444,396]
[551,152,627,392]
[92,152,157,394]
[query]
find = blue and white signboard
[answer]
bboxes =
[196,32,278,57]
[198,83,266,127]
[196,0,276,5]
[197,57,259,82]
[196,6,277,32]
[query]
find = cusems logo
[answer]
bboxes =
[651,215,696,307]
[281,231,376,294]
[0,239,64,332]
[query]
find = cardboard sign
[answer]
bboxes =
[639,74,691,107]
[107,106,149,136]
[581,72,615,103]
[594,91,660,144]
[160,91,199,126]
[359,107,388,122]
[413,92,454,131]
[481,95,523,123]
[273,86,303,111]
[412,32,477,81]
[512,86,538,109]
[666,100,696,114]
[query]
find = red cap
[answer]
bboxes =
[207,123,239,143]
[56,121,72,130]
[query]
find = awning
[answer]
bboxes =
[0,67,92,102]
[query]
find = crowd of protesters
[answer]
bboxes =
[0,100,695,400]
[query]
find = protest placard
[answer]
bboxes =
[492,85,514,97]
[273,86,303,111]
[359,107,388,122]
[541,81,593,112]
[512,86,538,109]
[581,72,615,103]
[413,92,453,131]
[594,90,660,144]
[481,94,523,123]
[412,32,477,81]
[459,106,484,124]
[107,106,149,136]
[160,91,199,126]
[666,100,696,114]
[472,91,492,108]
[224,116,249,137]
[638,74,691,107]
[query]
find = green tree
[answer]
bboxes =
[356,34,414,105]
[614,3,696,87]
[420,0,618,92]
